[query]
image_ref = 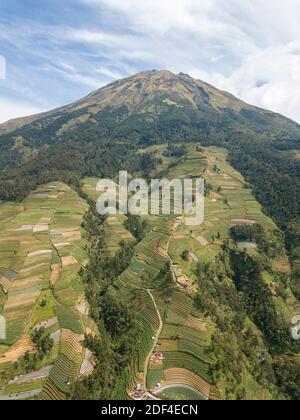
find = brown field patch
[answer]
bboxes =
[9,276,42,291]
[61,256,78,267]
[156,339,179,352]
[174,231,188,238]
[231,218,256,225]
[0,235,30,242]
[33,224,49,233]
[51,228,81,242]
[19,262,50,276]
[177,276,195,294]
[157,246,167,257]
[195,236,209,246]
[26,252,52,262]
[185,315,208,332]
[40,218,51,224]
[5,290,41,309]
[0,276,11,291]
[0,334,35,364]
[76,299,88,315]
[272,258,292,274]
[4,308,29,322]
[50,264,61,285]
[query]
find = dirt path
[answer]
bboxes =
[143,289,163,390]
[166,225,174,273]
[0,389,41,401]
[166,217,183,285]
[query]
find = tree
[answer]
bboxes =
[181,250,190,261]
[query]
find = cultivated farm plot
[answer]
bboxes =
[0,183,93,400]
[137,146,278,399]
[1,144,282,401]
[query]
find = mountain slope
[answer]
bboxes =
[0,70,299,226]
[0,71,300,401]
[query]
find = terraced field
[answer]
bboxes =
[81,178,134,257]
[0,145,295,400]
[78,145,284,400]
[124,145,289,400]
[0,183,95,400]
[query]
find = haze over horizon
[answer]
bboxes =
[0,0,300,124]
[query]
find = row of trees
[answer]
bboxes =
[72,205,139,400]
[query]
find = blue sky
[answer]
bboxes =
[0,0,300,123]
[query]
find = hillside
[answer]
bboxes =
[0,71,299,400]
[76,146,300,401]
[0,70,299,228]
[0,183,97,399]
[0,147,299,400]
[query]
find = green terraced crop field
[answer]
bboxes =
[0,145,297,401]
[0,183,94,400]
[157,386,206,401]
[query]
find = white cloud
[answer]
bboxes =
[78,0,300,122]
[0,97,43,124]
[190,42,300,123]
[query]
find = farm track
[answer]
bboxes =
[142,217,186,392]
[140,219,176,392]
[166,216,185,287]
[143,289,163,390]
[0,389,41,400]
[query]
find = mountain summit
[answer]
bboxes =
[1,70,299,137]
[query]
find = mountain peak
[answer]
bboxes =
[0,69,299,137]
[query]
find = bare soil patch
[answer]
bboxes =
[0,335,34,364]
[50,264,61,285]
[231,218,256,225]
[195,236,209,246]
[61,256,78,267]
[5,290,41,309]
